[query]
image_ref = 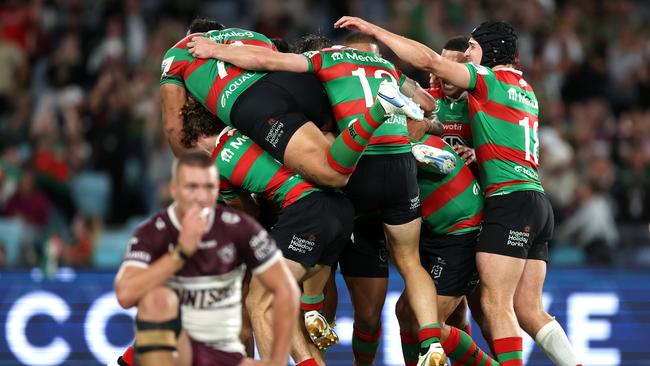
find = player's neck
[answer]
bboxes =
[492,64,515,71]
[197,135,218,156]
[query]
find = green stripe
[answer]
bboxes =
[477,355,488,366]
[321,50,397,70]
[300,293,324,304]
[352,337,380,354]
[497,350,523,362]
[471,112,529,153]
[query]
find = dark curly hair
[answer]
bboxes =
[290,34,333,53]
[180,95,224,148]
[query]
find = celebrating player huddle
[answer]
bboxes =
[113,14,583,366]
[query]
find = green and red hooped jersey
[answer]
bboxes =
[465,63,544,197]
[426,88,472,148]
[417,134,483,235]
[304,47,411,155]
[160,29,276,126]
[212,128,320,208]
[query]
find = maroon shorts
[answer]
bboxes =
[190,339,244,366]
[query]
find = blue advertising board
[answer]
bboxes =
[0,268,649,365]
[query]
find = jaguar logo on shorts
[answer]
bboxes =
[218,243,235,264]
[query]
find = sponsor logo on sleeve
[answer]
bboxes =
[221,211,241,224]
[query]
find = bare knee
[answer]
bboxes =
[138,287,178,321]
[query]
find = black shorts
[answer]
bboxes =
[420,228,480,296]
[271,191,354,267]
[476,190,553,261]
[338,216,389,278]
[345,153,421,225]
[230,72,334,162]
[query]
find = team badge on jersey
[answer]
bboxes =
[221,211,241,224]
[155,217,166,230]
[217,243,236,264]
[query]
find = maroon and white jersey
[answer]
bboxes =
[121,204,281,354]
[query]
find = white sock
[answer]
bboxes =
[535,319,582,366]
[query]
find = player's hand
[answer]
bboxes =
[334,16,379,36]
[407,118,430,141]
[453,145,476,165]
[178,204,211,255]
[188,37,219,59]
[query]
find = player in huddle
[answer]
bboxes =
[335,16,583,366]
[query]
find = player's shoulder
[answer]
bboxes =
[132,207,176,239]
[466,62,493,77]
[214,205,259,229]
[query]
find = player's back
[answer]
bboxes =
[160,28,276,126]
[465,64,543,196]
[416,134,483,236]
[213,128,321,208]
[305,47,411,155]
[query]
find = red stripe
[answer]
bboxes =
[300,301,324,311]
[418,327,441,342]
[485,180,533,196]
[368,135,410,146]
[493,337,522,353]
[204,67,248,114]
[183,58,209,80]
[230,145,263,186]
[352,118,372,140]
[494,70,533,92]
[341,129,365,152]
[421,167,475,217]
[283,182,314,207]
[317,63,399,84]
[481,99,537,125]
[326,152,355,174]
[219,177,234,191]
[499,361,523,366]
[447,211,483,233]
[353,325,382,342]
[166,59,190,80]
[424,135,449,149]
[262,167,291,200]
[442,326,460,353]
[470,350,486,366]
[458,342,478,363]
[172,33,203,49]
[332,99,366,123]
[475,142,535,168]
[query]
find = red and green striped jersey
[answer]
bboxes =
[304,47,411,155]
[427,88,472,147]
[212,128,320,208]
[465,63,544,196]
[160,29,276,126]
[417,134,483,235]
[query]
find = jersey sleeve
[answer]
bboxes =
[219,177,239,200]
[302,51,323,74]
[396,69,407,87]
[464,63,493,103]
[122,219,168,269]
[160,47,193,87]
[234,213,282,275]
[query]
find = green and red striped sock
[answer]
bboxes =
[400,330,419,366]
[352,324,381,366]
[451,323,472,366]
[418,323,442,354]
[327,100,386,174]
[300,293,325,313]
[443,326,497,365]
[493,337,523,366]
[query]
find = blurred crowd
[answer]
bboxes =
[0,0,649,269]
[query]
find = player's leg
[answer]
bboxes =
[384,219,446,365]
[301,266,331,315]
[240,271,255,357]
[231,73,423,187]
[345,276,388,366]
[338,215,389,366]
[446,298,470,337]
[134,287,182,366]
[515,261,582,366]
[395,293,420,366]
